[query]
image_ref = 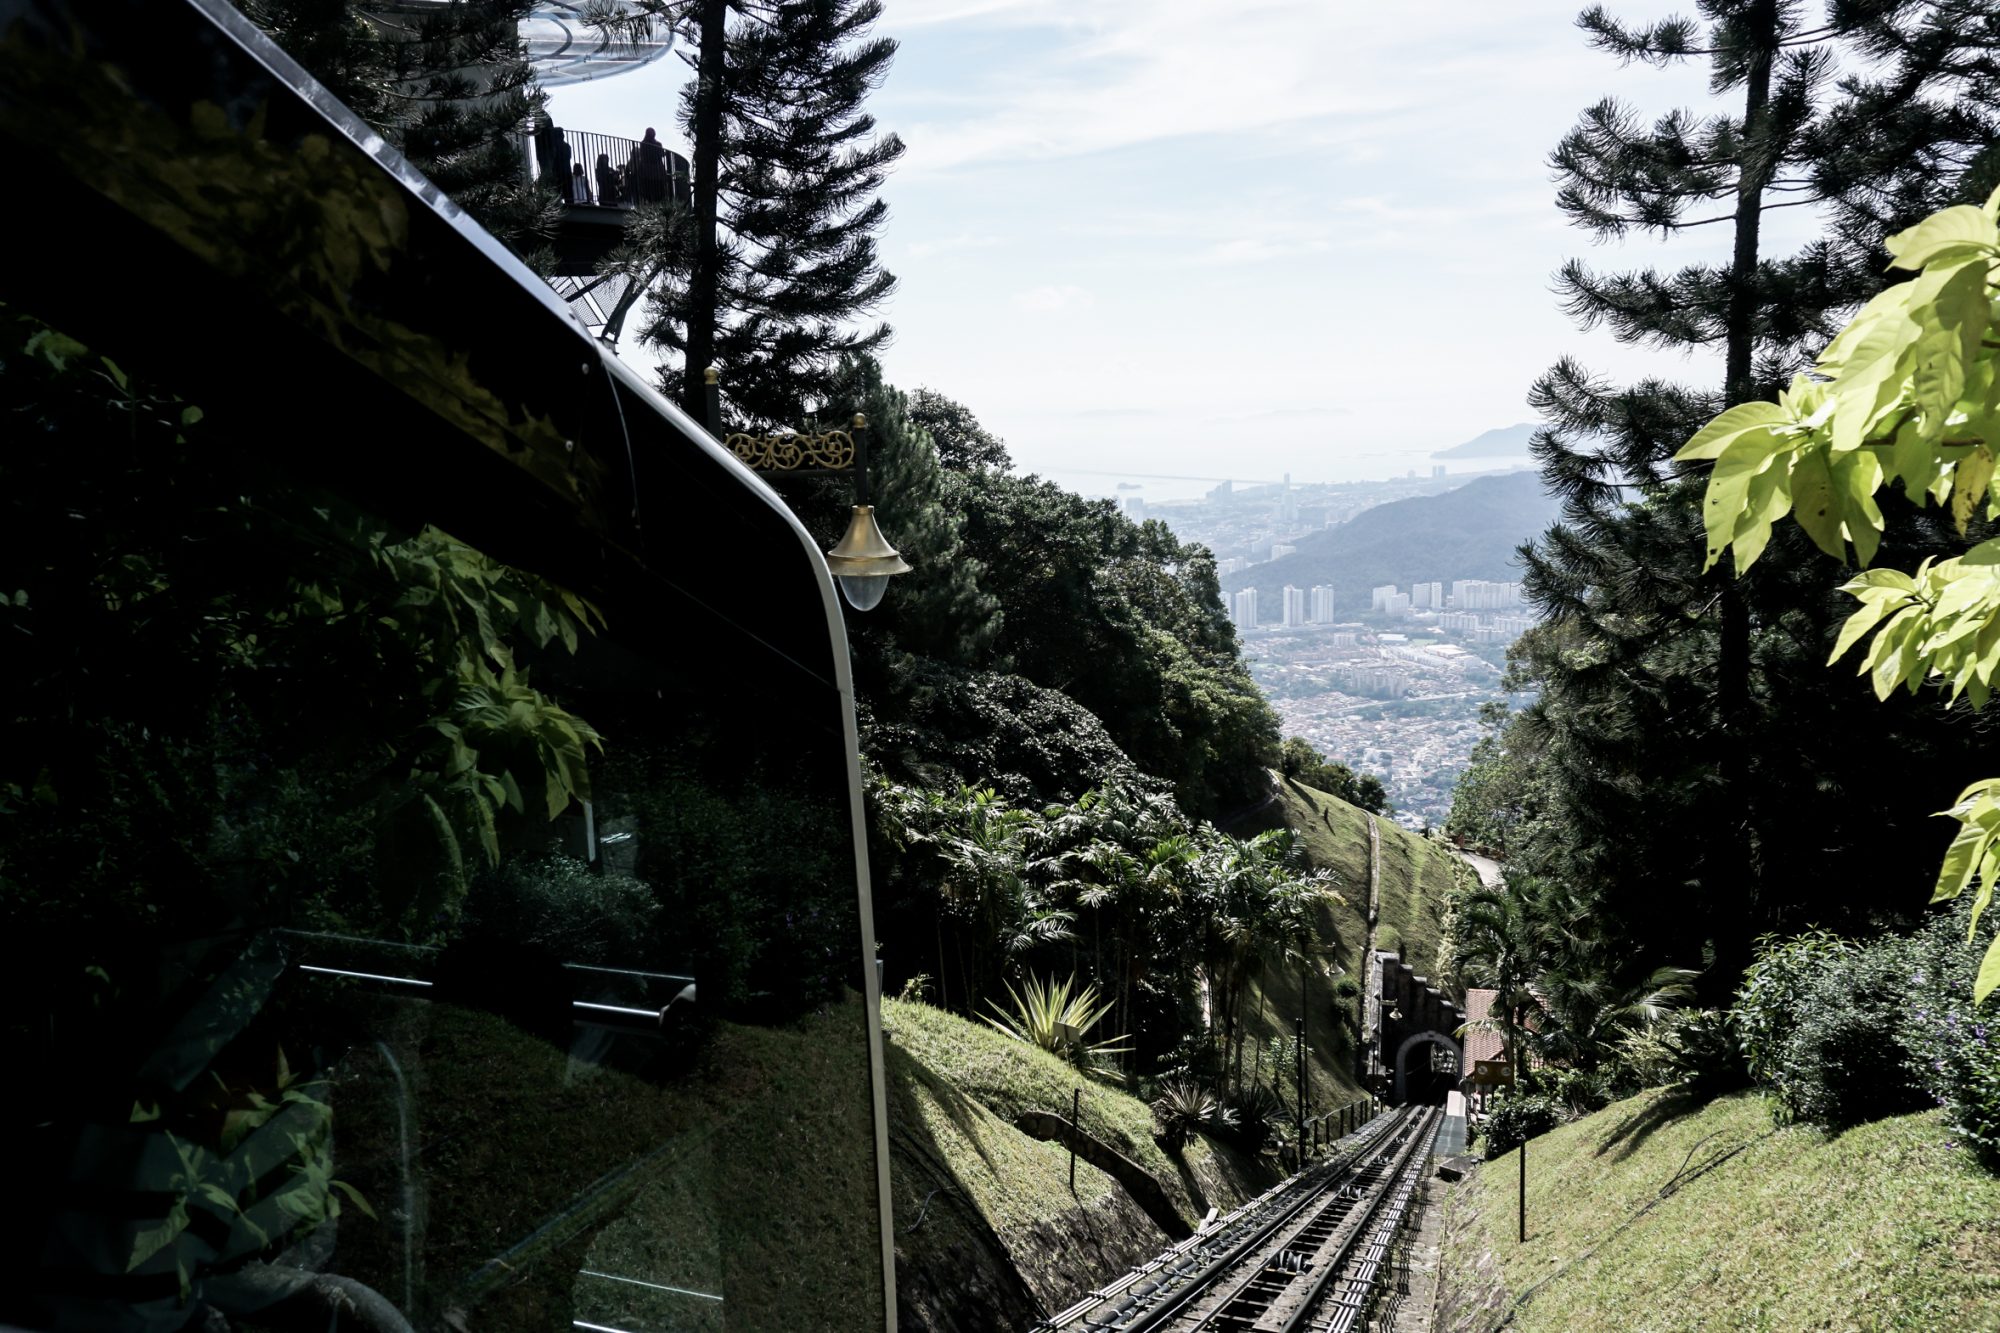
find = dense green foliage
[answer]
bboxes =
[1452,871,1696,1111]
[943,471,1278,813]
[870,780,1336,1082]
[1612,1006,1741,1095]
[771,357,1283,818]
[1733,904,2000,1162]
[1452,1,2000,1014]
[908,387,1014,473]
[1279,738,1388,815]
[1481,1093,1566,1160]
[1683,191,2000,1002]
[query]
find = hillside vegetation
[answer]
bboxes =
[883,776,1461,1329]
[1225,775,1464,1107]
[1441,1088,2000,1333]
[884,998,1271,1332]
[1251,471,1558,615]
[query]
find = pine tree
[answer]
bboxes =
[1514,2,2000,987]
[908,388,1013,473]
[243,0,562,254]
[634,0,903,425]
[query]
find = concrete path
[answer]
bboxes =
[1453,849,1503,891]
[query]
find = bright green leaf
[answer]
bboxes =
[1885,205,2000,271]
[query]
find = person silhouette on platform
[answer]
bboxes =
[634,127,669,203]
[548,125,573,193]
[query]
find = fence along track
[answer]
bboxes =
[1034,1106,1429,1333]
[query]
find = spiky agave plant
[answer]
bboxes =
[984,973,1132,1069]
[1151,1079,1238,1149]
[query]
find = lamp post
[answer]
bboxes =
[704,368,911,610]
[823,412,911,612]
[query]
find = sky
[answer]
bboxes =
[549,1,1828,495]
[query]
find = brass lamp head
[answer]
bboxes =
[825,505,911,612]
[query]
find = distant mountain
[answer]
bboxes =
[1241,470,1559,615]
[1432,422,1539,459]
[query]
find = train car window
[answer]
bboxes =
[0,314,886,1332]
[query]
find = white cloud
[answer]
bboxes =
[889,1,1621,177]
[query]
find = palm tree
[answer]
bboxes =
[1455,877,1563,1084]
[1457,875,1696,1098]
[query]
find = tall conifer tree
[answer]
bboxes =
[633,0,903,426]
[1514,1,2000,985]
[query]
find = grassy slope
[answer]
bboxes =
[884,997,1274,1326]
[1225,775,1464,1108]
[1443,1087,2000,1332]
[885,997,1267,1219]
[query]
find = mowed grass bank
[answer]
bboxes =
[883,997,1275,1327]
[1443,1086,2000,1332]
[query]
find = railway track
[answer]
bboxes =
[1038,1105,1442,1333]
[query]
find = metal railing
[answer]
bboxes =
[532,124,690,209]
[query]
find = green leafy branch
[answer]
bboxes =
[126,1048,374,1302]
[1676,188,2000,1001]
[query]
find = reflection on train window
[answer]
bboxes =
[0,319,883,1331]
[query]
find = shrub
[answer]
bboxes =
[1733,929,1852,1097]
[1761,935,1931,1126]
[464,852,658,966]
[1224,1083,1290,1154]
[984,973,1133,1069]
[1482,1092,1565,1159]
[1735,906,1998,1152]
[1151,1079,1238,1149]
[1614,1008,1745,1095]
[1536,1066,1615,1118]
[1895,902,2000,1167]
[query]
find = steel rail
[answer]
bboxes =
[1186,1107,1440,1333]
[1304,1109,1442,1333]
[1110,1108,1430,1333]
[1036,1107,1414,1333]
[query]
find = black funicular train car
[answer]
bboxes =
[0,1,895,1326]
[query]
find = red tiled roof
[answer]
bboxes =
[1461,987,1504,1072]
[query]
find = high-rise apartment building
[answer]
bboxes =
[1371,584,1399,612]
[1450,579,1523,611]
[1309,584,1336,623]
[1412,581,1442,610]
[1282,585,1306,627]
[1231,587,1260,630]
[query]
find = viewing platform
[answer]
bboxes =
[532,123,691,275]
